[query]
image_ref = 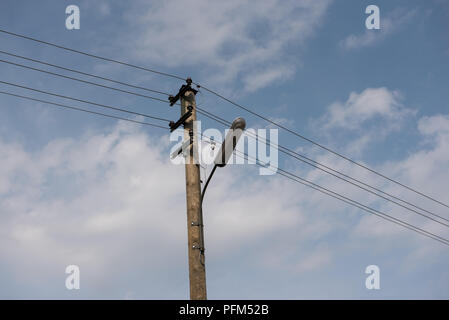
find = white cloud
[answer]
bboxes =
[340,8,417,50]
[1,97,449,298]
[394,114,449,193]
[242,65,295,93]
[306,107,449,253]
[418,114,449,136]
[0,120,319,298]
[121,0,331,91]
[320,88,408,130]
[293,247,332,273]
[313,87,415,155]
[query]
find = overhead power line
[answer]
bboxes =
[0,49,170,96]
[2,47,445,225]
[0,28,185,81]
[1,84,446,246]
[3,28,445,211]
[0,90,168,130]
[2,28,447,211]
[196,108,449,227]
[231,149,449,246]
[276,167,449,246]
[200,134,449,246]
[0,58,170,104]
[0,80,171,123]
[2,28,447,226]
[198,84,449,211]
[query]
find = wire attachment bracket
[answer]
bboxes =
[168,77,198,106]
[169,105,193,132]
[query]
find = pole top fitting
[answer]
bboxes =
[168,79,197,106]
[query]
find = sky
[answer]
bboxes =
[0,0,448,299]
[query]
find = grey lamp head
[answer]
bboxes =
[214,117,246,167]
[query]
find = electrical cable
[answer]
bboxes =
[197,84,449,210]
[232,149,449,246]
[0,58,171,104]
[1,28,447,221]
[0,80,171,123]
[1,86,445,246]
[0,49,171,96]
[195,109,449,226]
[0,90,168,130]
[0,28,185,81]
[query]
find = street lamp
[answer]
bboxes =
[201,117,246,203]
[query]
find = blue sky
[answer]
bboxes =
[0,0,449,299]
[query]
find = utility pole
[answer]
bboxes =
[169,79,244,299]
[176,78,207,300]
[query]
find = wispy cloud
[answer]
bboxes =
[316,87,412,130]
[311,86,415,156]
[120,0,332,92]
[1,101,448,297]
[340,8,417,50]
